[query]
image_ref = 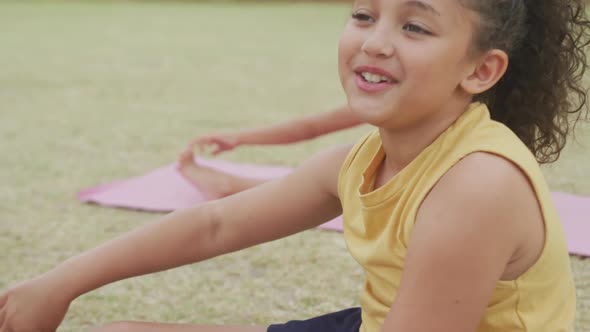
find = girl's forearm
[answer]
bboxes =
[234,105,360,146]
[233,121,317,145]
[45,203,223,301]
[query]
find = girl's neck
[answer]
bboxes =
[379,99,472,175]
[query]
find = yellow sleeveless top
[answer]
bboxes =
[338,103,576,332]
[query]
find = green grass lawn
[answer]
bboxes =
[0,1,588,331]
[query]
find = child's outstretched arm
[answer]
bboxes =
[0,144,352,332]
[190,104,360,155]
[380,153,544,332]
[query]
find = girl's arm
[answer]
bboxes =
[191,104,361,154]
[0,144,353,332]
[380,153,544,332]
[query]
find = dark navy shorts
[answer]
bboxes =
[267,307,362,332]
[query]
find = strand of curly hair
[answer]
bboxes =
[468,0,590,163]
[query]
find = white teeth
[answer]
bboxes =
[361,72,390,83]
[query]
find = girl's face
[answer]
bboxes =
[339,0,480,129]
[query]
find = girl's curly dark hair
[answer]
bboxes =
[463,0,590,163]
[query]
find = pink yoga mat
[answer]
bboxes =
[551,192,590,257]
[79,158,588,255]
[77,158,343,231]
[79,159,290,212]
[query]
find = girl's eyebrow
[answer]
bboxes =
[403,0,441,17]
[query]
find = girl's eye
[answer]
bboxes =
[403,23,431,35]
[352,13,375,23]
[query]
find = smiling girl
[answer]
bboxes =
[1,0,589,331]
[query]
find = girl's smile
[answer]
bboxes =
[354,65,398,93]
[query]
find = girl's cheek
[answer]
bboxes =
[339,31,354,51]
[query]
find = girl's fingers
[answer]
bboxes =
[191,140,207,153]
[188,138,206,150]
[177,151,186,160]
[187,137,226,155]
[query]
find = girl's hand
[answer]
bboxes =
[189,133,240,155]
[0,274,72,332]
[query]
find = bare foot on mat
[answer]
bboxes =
[177,150,263,199]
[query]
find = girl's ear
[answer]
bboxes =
[460,49,509,94]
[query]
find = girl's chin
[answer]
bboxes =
[349,104,393,125]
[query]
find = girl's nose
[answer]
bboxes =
[361,25,395,58]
